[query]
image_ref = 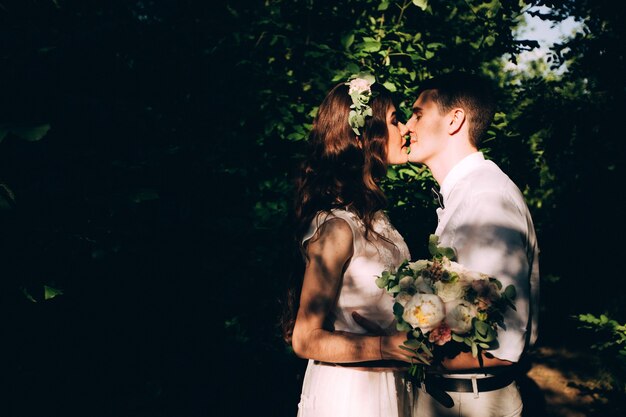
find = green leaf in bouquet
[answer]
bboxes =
[375,276,388,288]
[473,319,490,336]
[412,352,432,365]
[475,327,496,343]
[503,296,517,311]
[393,302,405,317]
[491,278,503,290]
[427,234,456,260]
[397,259,410,272]
[389,284,401,294]
[451,333,465,342]
[411,329,424,339]
[404,338,421,348]
[476,311,488,322]
[496,317,507,330]
[420,342,433,358]
[402,350,426,365]
[396,321,412,331]
[478,342,491,349]
[463,337,473,347]
[439,246,456,260]
[504,285,516,300]
[400,344,431,365]
[471,341,478,357]
[428,234,440,256]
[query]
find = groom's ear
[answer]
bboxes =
[447,108,466,136]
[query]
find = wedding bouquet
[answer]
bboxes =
[375,235,517,380]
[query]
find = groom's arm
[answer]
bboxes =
[438,351,513,371]
[451,190,532,365]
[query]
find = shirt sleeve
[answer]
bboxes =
[452,190,531,363]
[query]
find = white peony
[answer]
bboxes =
[414,276,434,294]
[445,260,489,284]
[445,300,477,334]
[402,293,445,333]
[433,280,468,303]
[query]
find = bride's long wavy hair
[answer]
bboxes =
[281,81,395,344]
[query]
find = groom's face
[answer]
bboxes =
[404,90,447,165]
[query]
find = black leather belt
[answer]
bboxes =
[423,371,518,408]
[425,372,516,393]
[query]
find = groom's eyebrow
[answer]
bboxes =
[412,105,422,114]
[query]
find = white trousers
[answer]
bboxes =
[415,381,523,417]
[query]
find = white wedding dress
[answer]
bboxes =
[297,209,415,417]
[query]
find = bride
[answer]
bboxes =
[282,74,416,417]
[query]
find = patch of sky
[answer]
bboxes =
[505,5,585,75]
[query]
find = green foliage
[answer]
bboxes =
[576,313,626,401]
[0,124,50,143]
[428,234,456,260]
[504,0,626,319]
[21,284,63,303]
[578,314,626,358]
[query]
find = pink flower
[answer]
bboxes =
[348,78,372,95]
[428,322,452,346]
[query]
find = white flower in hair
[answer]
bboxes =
[347,78,372,95]
[344,73,376,136]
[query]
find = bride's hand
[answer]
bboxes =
[352,311,412,365]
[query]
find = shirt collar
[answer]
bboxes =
[439,152,485,202]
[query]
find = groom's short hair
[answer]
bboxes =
[417,72,496,148]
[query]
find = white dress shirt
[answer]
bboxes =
[434,152,539,362]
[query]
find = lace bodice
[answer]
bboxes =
[303,209,411,333]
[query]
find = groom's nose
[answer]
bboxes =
[399,122,409,136]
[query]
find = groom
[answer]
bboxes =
[402,72,540,416]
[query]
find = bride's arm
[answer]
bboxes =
[291,218,407,364]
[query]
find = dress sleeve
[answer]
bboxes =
[302,210,362,255]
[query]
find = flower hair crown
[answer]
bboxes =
[345,73,377,136]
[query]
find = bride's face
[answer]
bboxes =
[385,105,408,165]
